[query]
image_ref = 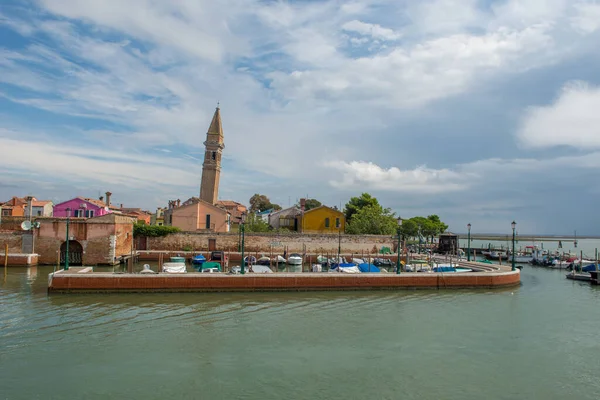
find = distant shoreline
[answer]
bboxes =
[457,235,600,241]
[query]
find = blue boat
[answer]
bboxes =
[191,254,206,265]
[358,263,380,273]
[330,262,356,269]
[432,266,456,273]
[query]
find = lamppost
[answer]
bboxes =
[338,227,342,262]
[396,217,403,274]
[467,223,472,262]
[511,221,516,271]
[65,207,71,270]
[240,212,246,275]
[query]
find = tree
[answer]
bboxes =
[344,193,381,223]
[249,194,281,212]
[398,219,418,239]
[346,205,397,235]
[244,212,271,232]
[298,198,321,211]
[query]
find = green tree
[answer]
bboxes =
[244,212,271,232]
[249,194,281,212]
[399,218,419,239]
[346,205,397,235]
[299,198,321,211]
[344,193,381,223]
[133,223,181,237]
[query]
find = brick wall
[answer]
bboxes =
[0,231,23,252]
[147,232,396,254]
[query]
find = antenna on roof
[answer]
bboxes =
[216,100,220,109]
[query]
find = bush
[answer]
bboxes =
[133,223,181,237]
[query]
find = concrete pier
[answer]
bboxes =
[48,261,520,293]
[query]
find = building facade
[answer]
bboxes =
[268,206,302,231]
[300,206,345,234]
[199,107,224,204]
[171,198,230,232]
[24,200,54,217]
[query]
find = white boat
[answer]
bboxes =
[311,264,322,272]
[287,253,303,265]
[272,255,287,264]
[161,262,186,273]
[140,264,156,274]
[352,258,365,264]
[330,265,361,274]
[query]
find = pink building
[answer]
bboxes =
[53,192,119,218]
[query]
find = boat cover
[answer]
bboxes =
[330,265,361,273]
[432,266,456,273]
[162,263,187,273]
[358,263,380,273]
[192,255,206,264]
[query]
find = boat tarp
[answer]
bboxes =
[330,266,361,274]
[432,266,456,273]
[162,263,187,273]
[200,262,221,271]
[192,254,206,262]
[358,263,380,273]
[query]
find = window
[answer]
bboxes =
[211,151,216,161]
[1,209,10,216]
[37,210,42,216]
[85,210,95,218]
[206,214,211,229]
[280,218,290,227]
[325,217,330,228]
[336,218,340,228]
[74,209,84,217]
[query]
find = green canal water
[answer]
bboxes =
[1,265,600,399]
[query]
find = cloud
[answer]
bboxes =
[326,161,471,194]
[0,131,199,189]
[516,81,600,149]
[341,20,400,41]
[571,3,600,34]
[1,0,600,232]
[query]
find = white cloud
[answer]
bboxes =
[571,3,600,33]
[326,161,471,194]
[342,20,401,41]
[0,131,199,189]
[517,81,600,149]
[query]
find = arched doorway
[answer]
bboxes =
[60,240,83,266]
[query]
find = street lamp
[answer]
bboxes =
[396,217,403,274]
[65,207,71,270]
[240,212,246,275]
[467,223,472,262]
[511,221,517,271]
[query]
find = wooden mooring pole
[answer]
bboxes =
[4,243,8,281]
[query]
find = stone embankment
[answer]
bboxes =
[48,260,520,293]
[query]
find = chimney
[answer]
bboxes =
[176,199,181,207]
[105,191,112,207]
[300,198,306,212]
[99,195,104,202]
[120,203,123,209]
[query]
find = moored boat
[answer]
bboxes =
[170,256,186,263]
[199,261,221,273]
[162,262,187,273]
[191,254,206,265]
[244,255,257,265]
[287,253,303,265]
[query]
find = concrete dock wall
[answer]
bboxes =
[48,268,520,293]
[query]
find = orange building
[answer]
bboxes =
[171,198,230,232]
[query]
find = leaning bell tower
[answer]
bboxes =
[199,106,224,204]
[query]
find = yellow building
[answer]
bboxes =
[300,206,345,234]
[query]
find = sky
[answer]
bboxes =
[1,0,600,235]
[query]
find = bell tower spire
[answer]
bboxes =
[199,105,224,204]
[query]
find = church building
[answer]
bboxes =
[164,106,246,232]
